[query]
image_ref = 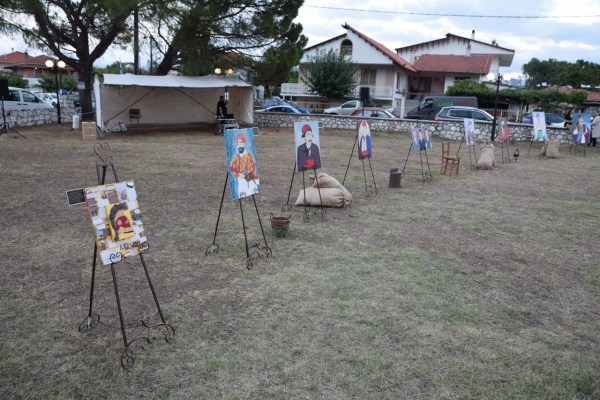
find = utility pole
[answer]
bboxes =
[134,8,139,74]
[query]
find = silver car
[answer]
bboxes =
[324,100,362,115]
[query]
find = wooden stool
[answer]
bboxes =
[441,142,460,176]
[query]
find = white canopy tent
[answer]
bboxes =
[94,74,254,131]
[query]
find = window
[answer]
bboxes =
[342,101,358,109]
[450,109,473,119]
[341,39,353,56]
[419,99,433,110]
[7,89,19,102]
[418,77,431,92]
[473,111,489,121]
[361,69,376,86]
[22,91,41,103]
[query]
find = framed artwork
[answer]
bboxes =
[532,112,547,140]
[295,121,321,171]
[224,128,260,201]
[410,128,420,152]
[572,113,591,144]
[422,128,432,150]
[357,120,372,159]
[497,117,510,142]
[85,181,148,266]
[464,119,476,146]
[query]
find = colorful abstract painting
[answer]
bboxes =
[357,120,372,160]
[295,121,321,171]
[85,181,148,266]
[225,128,260,201]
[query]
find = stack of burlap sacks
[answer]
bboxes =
[476,142,496,170]
[540,138,560,158]
[295,173,352,207]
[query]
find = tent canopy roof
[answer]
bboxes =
[101,73,253,89]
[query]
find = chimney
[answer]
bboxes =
[24,51,28,61]
[471,30,475,40]
[466,45,471,57]
[410,50,416,64]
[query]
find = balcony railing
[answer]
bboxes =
[281,83,394,98]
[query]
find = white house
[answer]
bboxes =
[280,24,417,116]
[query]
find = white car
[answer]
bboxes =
[324,100,362,115]
[38,93,57,107]
[3,87,54,110]
[257,105,303,114]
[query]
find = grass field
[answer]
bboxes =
[1,124,599,399]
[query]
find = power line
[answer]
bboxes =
[303,5,600,19]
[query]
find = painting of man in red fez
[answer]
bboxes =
[296,123,321,171]
[357,120,372,160]
[228,131,259,199]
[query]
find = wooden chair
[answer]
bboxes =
[128,108,141,128]
[441,142,460,176]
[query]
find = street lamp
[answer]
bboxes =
[45,59,66,125]
[486,71,509,141]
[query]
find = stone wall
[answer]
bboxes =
[5,94,81,127]
[254,112,571,143]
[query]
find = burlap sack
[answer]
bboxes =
[310,173,352,201]
[546,138,560,158]
[540,141,548,156]
[476,142,495,170]
[294,187,351,207]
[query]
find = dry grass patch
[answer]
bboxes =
[1,124,599,399]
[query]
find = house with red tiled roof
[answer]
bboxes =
[543,86,600,114]
[0,51,77,82]
[396,30,515,98]
[280,24,417,116]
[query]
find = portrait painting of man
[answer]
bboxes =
[357,120,372,159]
[464,119,476,146]
[422,128,432,150]
[295,122,321,171]
[225,128,260,201]
[497,117,510,142]
[532,112,547,141]
[572,113,591,144]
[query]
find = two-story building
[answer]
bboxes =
[396,30,515,98]
[281,28,515,116]
[281,24,417,116]
[0,51,77,87]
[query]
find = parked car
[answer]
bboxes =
[434,106,494,122]
[406,96,478,120]
[257,105,303,114]
[521,113,565,127]
[38,93,57,107]
[324,100,362,115]
[74,92,95,108]
[350,107,396,118]
[263,99,310,113]
[2,87,54,111]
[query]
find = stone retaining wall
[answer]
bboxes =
[254,112,570,143]
[5,95,80,127]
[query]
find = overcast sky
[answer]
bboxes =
[1,0,599,76]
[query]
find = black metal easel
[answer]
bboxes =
[0,96,25,138]
[78,143,174,369]
[401,139,433,183]
[341,132,378,197]
[526,134,545,157]
[206,173,272,269]
[281,161,327,222]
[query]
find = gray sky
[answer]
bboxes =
[295,0,600,76]
[1,0,599,76]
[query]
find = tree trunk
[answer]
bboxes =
[78,66,94,121]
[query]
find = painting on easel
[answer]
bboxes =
[357,120,372,159]
[532,112,547,141]
[85,181,148,265]
[497,117,510,142]
[464,119,476,146]
[572,113,591,144]
[225,128,260,201]
[295,122,321,171]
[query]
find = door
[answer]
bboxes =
[2,89,21,110]
[340,100,359,115]
[21,90,50,109]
